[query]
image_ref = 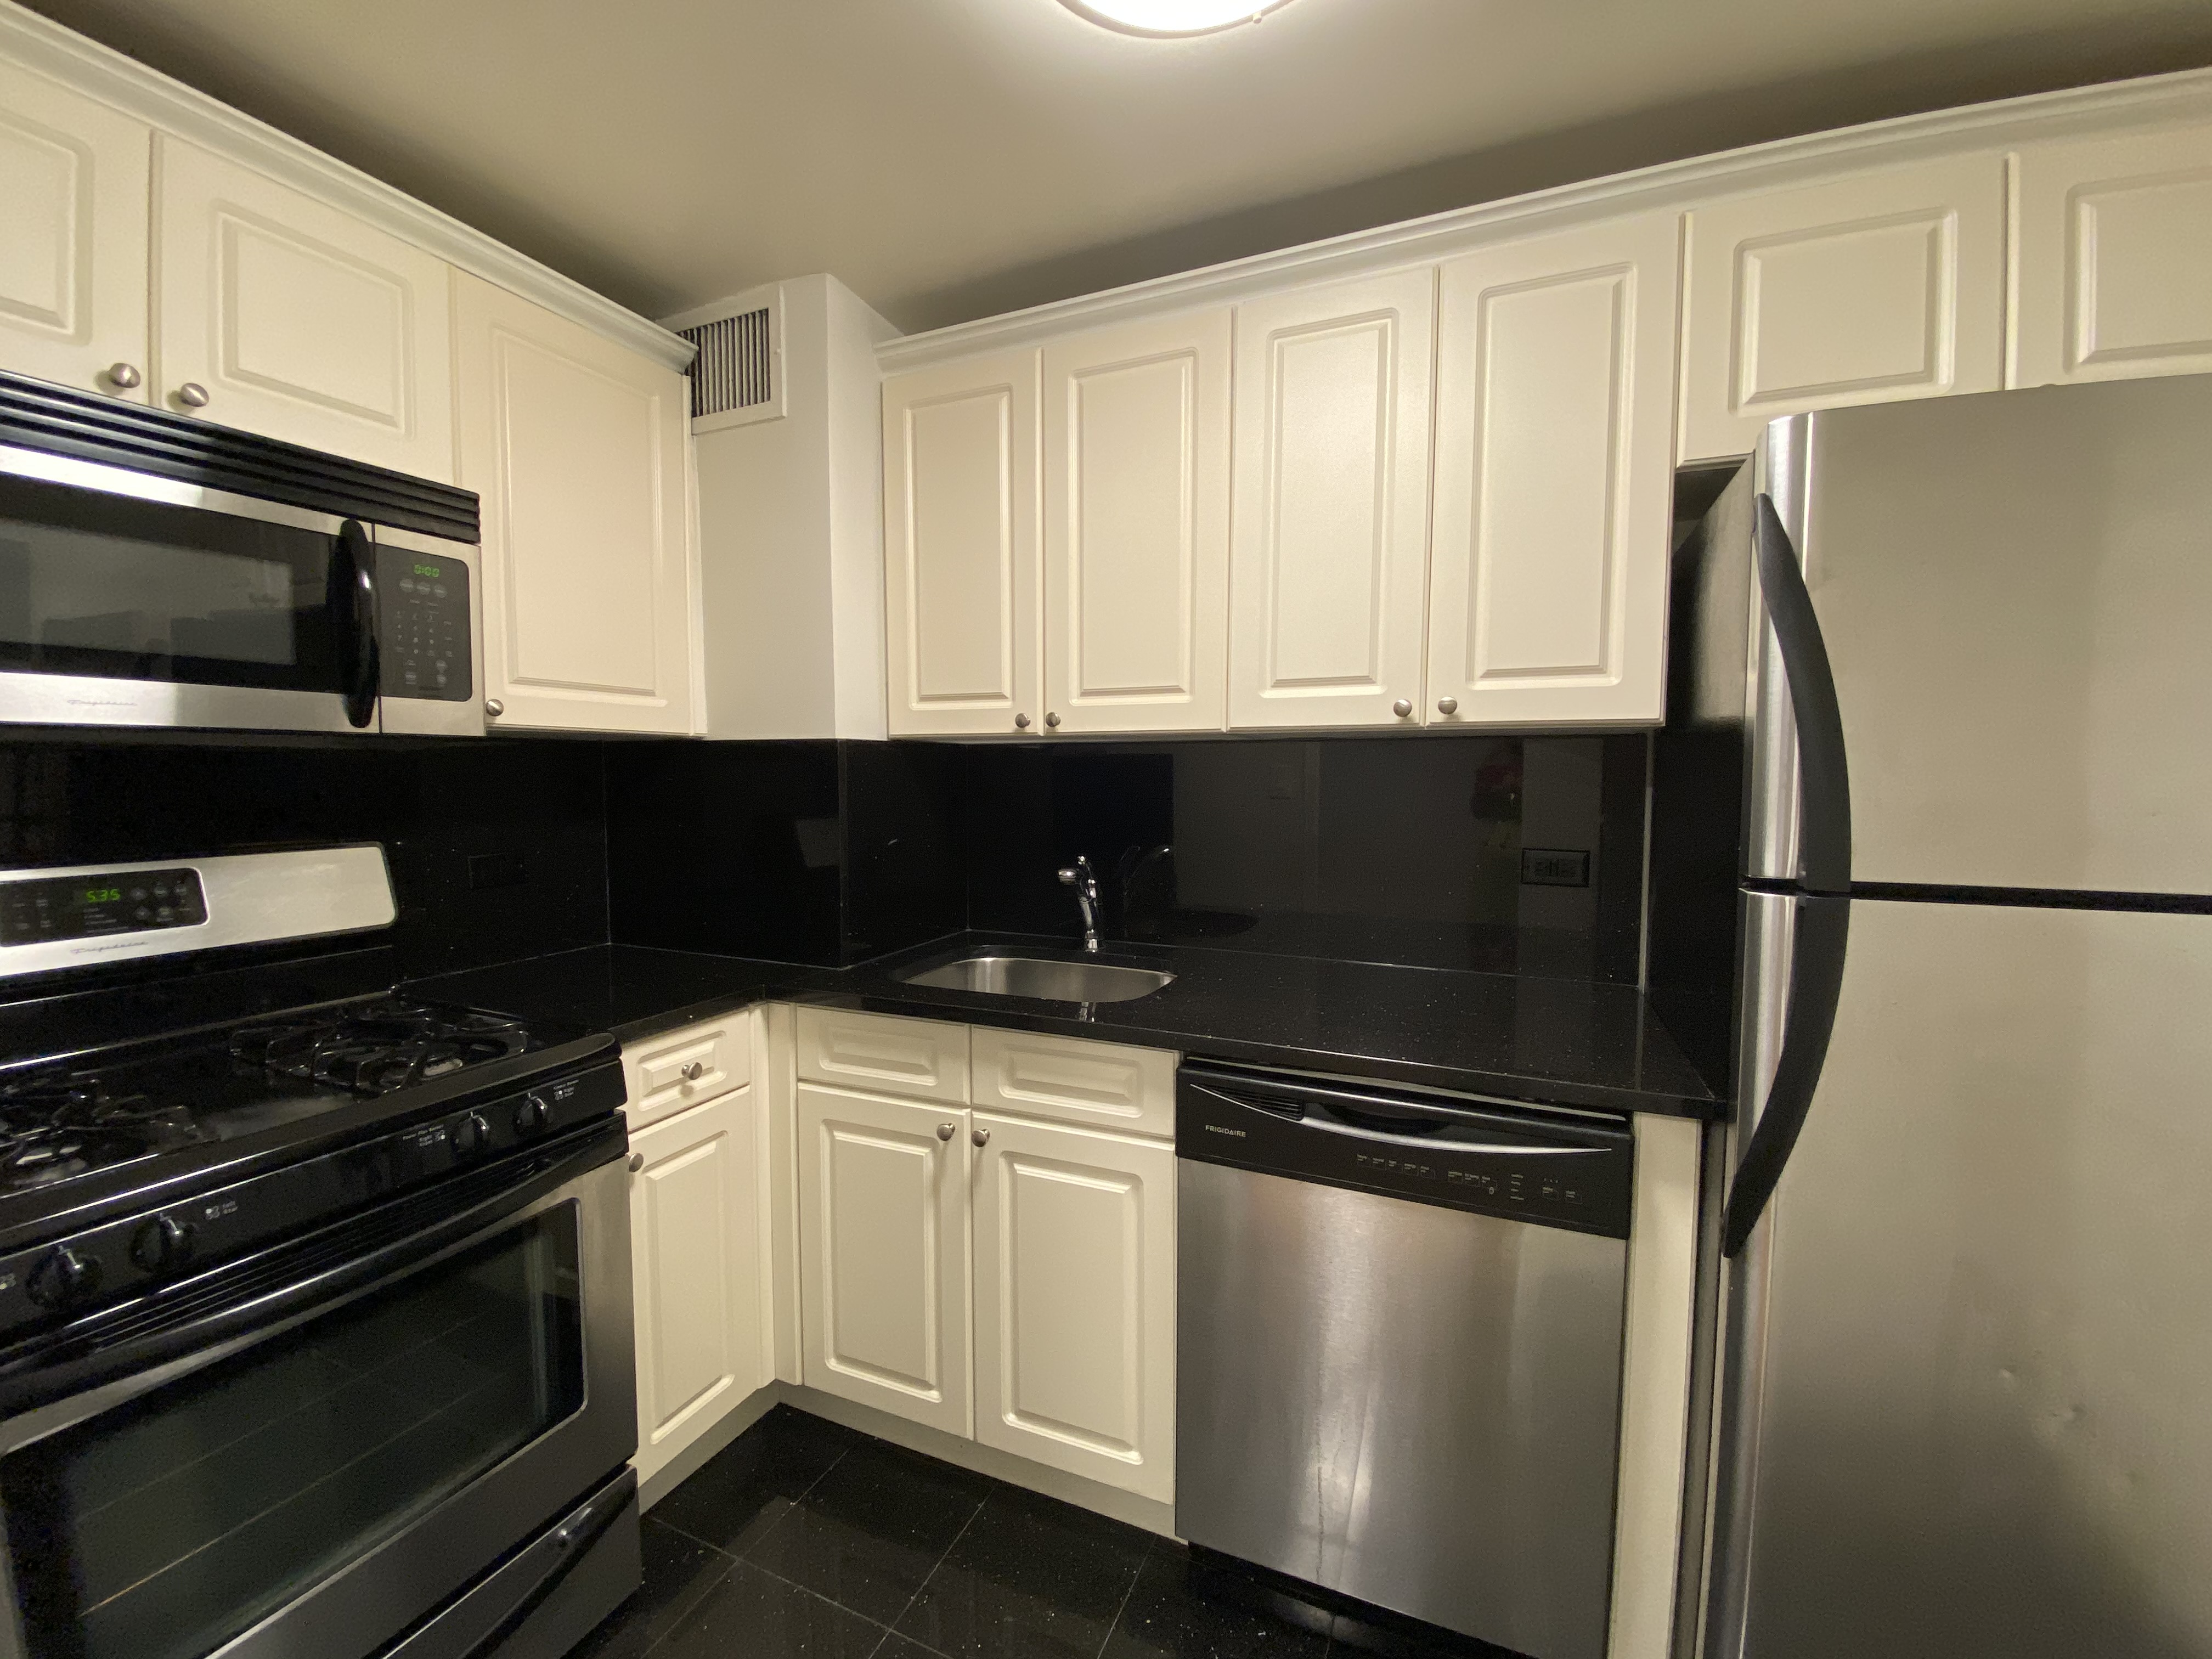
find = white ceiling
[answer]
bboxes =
[22,0,2212,335]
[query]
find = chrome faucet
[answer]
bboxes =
[1057,855,1102,953]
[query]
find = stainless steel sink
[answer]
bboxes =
[893,955,1175,1003]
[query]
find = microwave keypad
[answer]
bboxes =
[376,547,471,702]
[1,868,206,947]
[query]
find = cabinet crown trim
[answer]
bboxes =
[0,0,693,375]
[877,64,2212,373]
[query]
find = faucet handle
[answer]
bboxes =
[1058,867,1077,885]
[1058,854,1096,889]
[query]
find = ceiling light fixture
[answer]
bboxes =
[1059,0,1296,37]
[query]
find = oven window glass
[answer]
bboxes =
[0,1207,585,1659]
[0,474,348,691]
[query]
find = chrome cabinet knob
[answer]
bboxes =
[936,1122,957,1141]
[628,1153,644,1173]
[971,1126,990,1148]
[1436,696,1458,716]
[1044,712,1061,729]
[174,382,210,409]
[484,698,505,717]
[1392,698,1413,718]
[1014,713,1031,730]
[680,1060,705,1081]
[105,362,142,390]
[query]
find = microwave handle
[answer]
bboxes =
[336,519,379,729]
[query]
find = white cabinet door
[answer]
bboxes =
[797,1084,971,1436]
[455,270,698,734]
[153,138,454,478]
[882,349,1041,737]
[629,1087,767,1491]
[1041,310,1230,735]
[0,61,149,402]
[970,1112,1175,1502]
[1228,270,1435,731]
[1428,211,1680,727]
[2013,123,2212,388]
[1679,154,2006,461]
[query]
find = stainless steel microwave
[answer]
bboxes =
[0,370,483,737]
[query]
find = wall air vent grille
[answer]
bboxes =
[680,306,780,426]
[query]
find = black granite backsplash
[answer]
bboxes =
[0,729,607,981]
[961,734,1649,980]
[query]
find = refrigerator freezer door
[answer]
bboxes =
[1750,374,2212,893]
[1715,898,2212,1658]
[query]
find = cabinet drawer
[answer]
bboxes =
[795,1007,969,1103]
[970,1028,1175,1138]
[623,1013,753,1127]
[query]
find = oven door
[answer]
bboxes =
[0,1128,635,1659]
[0,448,380,733]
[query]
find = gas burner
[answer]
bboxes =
[233,999,533,1098]
[0,1066,200,1190]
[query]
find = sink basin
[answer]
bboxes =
[894,955,1175,1003]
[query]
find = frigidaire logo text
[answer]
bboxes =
[1204,1124,1246,1137]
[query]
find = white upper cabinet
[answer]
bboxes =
[882,348,1041,737]
[629,1087,767,1492]
[1041,309,1231,735]
[796,1082,972,1438]
[2012,123,2212,387]
[1679,154,2006,461]
[970,1112,1176,1503]
[1228,270,1436,731]
[154,138,454,479]
[455,270,698,734]
[0,60,148,402]
[1428,211,1680,727]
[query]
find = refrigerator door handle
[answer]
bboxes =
[1754,492,1852,895]
[1723,894,1850,1256]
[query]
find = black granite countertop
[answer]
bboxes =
[408,934,1723,1120]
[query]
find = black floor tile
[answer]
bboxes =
[877,1637,953,1659]
[564,1516,737,1659]
[652,1559,889,1659]
[895,1484,1153,1659]
[1099,1545,1331,1659]
[743,1434,995,1625]
[652,1405,856,1555]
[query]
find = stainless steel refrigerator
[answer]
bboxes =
[1653,374,2212,1659]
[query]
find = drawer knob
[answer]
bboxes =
[1014,713,1031,730]
[1045,712,1061,729]
[970,1126,990,1148]
[1437,696,1458,716]
[628,1152,644,1173]
[681,1060,705,1081]
[485,698,505,718]
[174,381,210,409]
[936,1122,956,1141]
[1391,698,1413,718]
[105,362,142,390]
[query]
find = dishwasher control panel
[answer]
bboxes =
[1177,1064,1634,1238]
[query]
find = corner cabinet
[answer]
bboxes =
[0,59,149,402]
[1428,212,1681,727]
[881,348,1040,737]
[455,271,700,734]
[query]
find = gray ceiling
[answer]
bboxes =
[25,0,2212,336]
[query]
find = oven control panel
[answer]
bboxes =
[0,1058,624,1342]
[376,545,471,702]
[0,867,205,947]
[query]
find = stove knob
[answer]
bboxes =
[453,1111,491,1157]
[26,1245,102,1310]
[514,1094,551,1137]
[129,1216,194,1274]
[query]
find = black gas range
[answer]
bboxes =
[0,848,640,1659]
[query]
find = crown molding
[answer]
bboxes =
[878,63,2212,372]
[0,0,693,374]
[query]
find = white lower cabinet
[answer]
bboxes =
[629,1086,768,1490]
[796,1083,973,1437]
[969,1111,1175,1503]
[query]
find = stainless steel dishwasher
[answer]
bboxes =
[1176,1063,1633,1659]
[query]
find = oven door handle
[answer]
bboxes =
[0,1120,624,1430]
